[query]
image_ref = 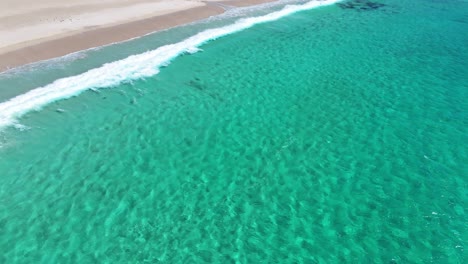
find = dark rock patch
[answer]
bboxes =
[337,0,386,11]
[188,79,204,91]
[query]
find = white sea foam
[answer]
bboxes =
[0,0,340,129]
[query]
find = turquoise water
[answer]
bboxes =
[0,0,467,262]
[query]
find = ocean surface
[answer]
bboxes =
[0,0,466,262]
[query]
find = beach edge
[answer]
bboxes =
[0,0,277,73]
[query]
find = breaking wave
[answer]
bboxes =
[0,0,340,129]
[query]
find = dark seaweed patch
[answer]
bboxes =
[188,79,204,91]
[337,0,386,11]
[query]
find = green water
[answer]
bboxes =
[0,0,467,263]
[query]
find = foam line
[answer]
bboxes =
[0,0,340,129]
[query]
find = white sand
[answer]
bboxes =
[0,0,277,71]
[0,0,236,53]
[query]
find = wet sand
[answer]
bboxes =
[0,0,277,72]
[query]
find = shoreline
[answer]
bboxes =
[0,0,278,73]
[0,0,340,129]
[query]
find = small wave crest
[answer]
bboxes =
[0,0,340,129]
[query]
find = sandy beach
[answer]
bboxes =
[0,0,277,72]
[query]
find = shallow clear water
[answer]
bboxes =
[0,0,467,263]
